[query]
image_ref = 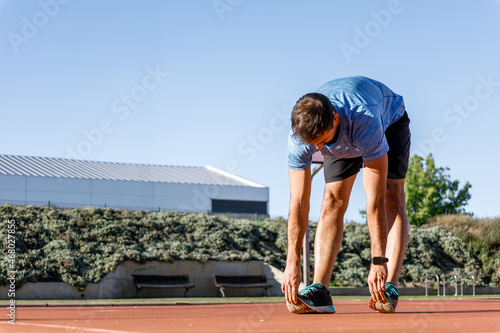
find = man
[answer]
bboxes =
[282,76,410,314]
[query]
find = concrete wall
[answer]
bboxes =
[0,175,269,213]
[0,261,285,300]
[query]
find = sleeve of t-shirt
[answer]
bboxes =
[352,107,389,161]
[287,130,315,170]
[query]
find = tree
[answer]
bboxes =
[405,154,472,226]
[359,209,367,223]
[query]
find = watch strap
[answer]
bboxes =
[371,257,389,265]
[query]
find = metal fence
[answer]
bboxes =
[425,272,476,296]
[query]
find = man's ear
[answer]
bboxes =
[333,113,340,125]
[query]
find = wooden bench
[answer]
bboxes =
[132,274,195,298]
[212,274,273,297]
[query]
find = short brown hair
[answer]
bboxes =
[291,93,335,143]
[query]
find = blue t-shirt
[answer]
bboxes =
[288,76,406,170]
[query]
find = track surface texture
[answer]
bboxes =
[1,299,500,332]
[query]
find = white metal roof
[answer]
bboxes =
[0,155,266,188]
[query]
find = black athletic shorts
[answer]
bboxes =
[324,111,411,183]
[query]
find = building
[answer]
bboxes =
[0,155,269,218]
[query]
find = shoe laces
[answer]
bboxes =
[385,283,399,298]
[299,283,325,296]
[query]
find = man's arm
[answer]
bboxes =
[363,154,389,302]
[282,167,312,304]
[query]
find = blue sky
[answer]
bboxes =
[1,0,500,221]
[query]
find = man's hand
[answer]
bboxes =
[282,262,302,304]
[368,263,388,302]
[284,167,311,305]
[363,155,389,302]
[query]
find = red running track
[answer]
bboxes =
[1,299,500,333]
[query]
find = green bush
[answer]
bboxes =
[0,205,287,289]
[430,215,500,285]
[0,205,494,289]
[309,222,486,287]
[401,225,484,286]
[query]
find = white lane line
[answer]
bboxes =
[95,310,122,312]
[0,321,141,333]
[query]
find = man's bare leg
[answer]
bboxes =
[385,178,409,286]
[313,174,357,287]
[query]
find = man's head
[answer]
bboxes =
[291,93,336,144]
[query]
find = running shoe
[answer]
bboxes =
[286,282,336,314]
[368,282,399,313]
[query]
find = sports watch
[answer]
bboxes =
[371,257,389,265]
